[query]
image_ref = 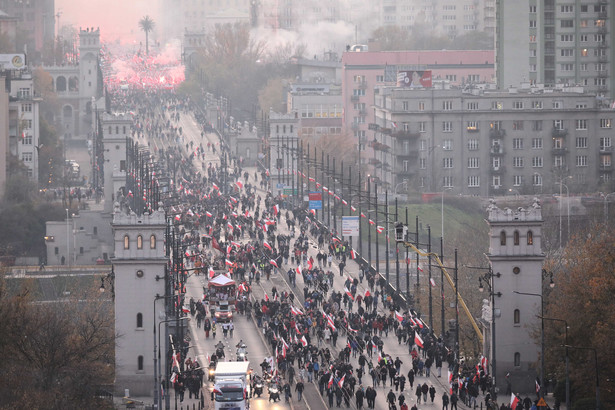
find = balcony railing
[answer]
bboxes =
[551,147,568,155]
[351,95,360,102]
[551,128,568,138]
[489,129,506,138]
[490,146,504,155]
[490,165,505,174]
[599,146,613,153]
[393,130,421,139]
[599,164,612,171]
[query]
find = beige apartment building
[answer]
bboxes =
[372,85,614,196]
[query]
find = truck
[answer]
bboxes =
[213,361,251,410]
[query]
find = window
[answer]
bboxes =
[514,352,521,367]
[468,175,480,187]
[137,313,143,328]
[124,235,130,249]
[581,5,588,12]
[419,158,427,169]
[79,247,83,254]
[419,122,426,133]
[54,247,59,255]
[532,138,543,149]
[554,156,565,167]
[561,5,574,13]
[560,34,574,42]
[500,231,506,246]
[532,121,543,131]
[150,234,156,249]
[491,101,503,110]
[553,120,565,130]
[513,175,523,186]
[532,157,543,168]
[512,121,524,131]
[492,175,501,188]
[576,137,587,148]
[599,137,612,151]
[442,101,453,110]
[490,120,502,130]
[138,355,144,371]
[514,309,520,325]
[576,156,588,167]
[467,102,479,110]
[576,119,588,130]
[442,122,453,132]
[21,152,33,162]
[600,119,612,129]
[529,5,536,13]
[352,89,365,96]
[468,139,479,151]
[532,174,542,186]
[468,158,479,168]
[467,121,479,131]
[443,158,454,168]
[420,140,427,151]
[529,20,536,28]
[513,138,524,150]
[443,140,453,150]
[137,235,143,249]
[443,176,453,188]
[561,64,574,71]
[513,101,524,109]
[418,101,425,111]
[553,101,563,109]
[560,49,574,57]
[402,101,409,111]
[514,230,520,245]
[513,157,524,168]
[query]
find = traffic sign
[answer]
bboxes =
[536,398,547,407]
[342,216,360,236]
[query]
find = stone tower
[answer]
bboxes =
[102,113,132,213]
[78,27,101,103]
[486,198,544,395]
[112,204,166,397]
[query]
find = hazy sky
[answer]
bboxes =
[56,0,159,44]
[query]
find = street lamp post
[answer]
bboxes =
[159,317,189,410]
[603,192,615,225]
[564,345,600,410]
[66,208,70,268]
[539,316,570,410]
[441,187,452,241]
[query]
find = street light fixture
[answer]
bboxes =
[538,316,570,410]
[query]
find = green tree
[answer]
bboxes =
[139,15,155,56]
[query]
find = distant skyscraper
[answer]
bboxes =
[496,0,613,98]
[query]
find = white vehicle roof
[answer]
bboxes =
[215,361,250,375]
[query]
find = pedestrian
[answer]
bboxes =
[421,382,429,403]
[429,385,436,403]
[212,322,217,338]
[222,322,229,338]
[450,392,458,410]
[356,386,365,409]
[229,321,234,338]
[442,392,450,410]
[295,380,304,401]
[415,384,422,404]
[283,382,291,402]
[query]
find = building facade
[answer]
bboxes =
[486,199,545,395]
[372,85,615,195]
[269,110,299,197]
[342,50,495,177]
[496,0,614,100]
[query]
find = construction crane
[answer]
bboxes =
[394,223,484,343]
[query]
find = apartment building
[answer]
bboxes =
[372,85,614,196]
[496,0,613,99]
[378,0,495,36]
[342,50,495,171]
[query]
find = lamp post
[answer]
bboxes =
[603,192,615,225]
[441,187,452,241]
[153,294,173,409]
[539,316,569,410]
[159,316,189,410]
[65,208,70,269]
[564,345,600,410]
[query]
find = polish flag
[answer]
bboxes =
[334,195,340,201]
[448,370,453,383]
[430,278,436,287]
[414,333,424,349]
[350,249,357,260]
[244,210,250,218]
[376,226,384,234]
[309,177,315,182]
[395,311,404,322]
[327,375,334,389]
[205,211,213,217]
[417,264,424,272]
[229,196,238,204]
[263,241,272,251]
[227,222,234,230]
[231,241,241,248]
[265,169,270,176]
[350,205,356,212]
[294,322,301,333]
[348,325,357,333]
[338,374,346,388]
[182,306,190,314]
[323,186,328,192]
[510,394,520,410]
[185,250,191,257]
[174,214,181,221]
[212,182,219,190]
[316,183,321,189]
[415,317,425,328]
[235,180,243,189]
[309,209,316,216]
[212,384,223,395]
[273,204,279,216]
[226,245,233,255]
[296,265,302,275]
[344,287,354,301]
[270,259,279,268]
[290,306,303,316]
[170,372,178,384]
[208,267,215,278]
[264,292,269,302]
[361,212,367,218]
[481,356,489,373]
[301,335,308,347]
[341,199,348,205]
[368,219,375,225]
[225,259,234,266]
[329,191,335,196]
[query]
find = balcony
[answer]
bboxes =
[397,169,415,177]
[551,147,568,155]
[489,129,506,138]
[490,146,504,156]
[358,109,367,116]
[351,95,360,102]
[368,123,380,131]
[551,128,568,138]
[599,164,612,171]
[490,165,506,174]
[369,158,381,166]
[393,130,420,139]
[599,146,613,153]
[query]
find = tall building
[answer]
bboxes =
[486,198,545,395]
[0,0,55,64]
[0,76,8,200]
[372,84,615,195]
[496,0,613,99]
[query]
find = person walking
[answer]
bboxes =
[442,392,450,410]
[295,380,304,401]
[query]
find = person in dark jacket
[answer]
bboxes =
[355,386,365,408]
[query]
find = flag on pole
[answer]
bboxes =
[270,259,279,268]
[212,384,223,395]
[350,249,358,259]
[344,287,355,301]
[368,219,375,225]
[225,259,234,266]
[273,204,279,216]
[376,226,385,234]
[327,375,334,389]
[301,335,308,347]
[205,211,213,217]
[182,306,190,314]
[535,378,541,394]
[208,267,215,278]
[212,183,219,190]
[430,278,436,287]
[351,205,357,212]
[395,311,404,322]
[341,199,348,205]
[510,394,520,409]
[296,265,302,275]
[415,333,424,348]
[263,241,272,251]
[235,180,243,189]
[170,372,178,384]
[338,374,346,388]
[290,305,303,316]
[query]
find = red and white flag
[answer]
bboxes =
[376,226,384,234]
[270,259,279,268]
[235,180,243,189]
[273,204,279,216]
[350,205,357,212]
[338,374,346,388]
[327,375,334,389]
[263,241,272,251]
[395,311,404,322]
[229,196,238,204]
[430,278,436,287]
[174,214,181,221]
[212,182,219,190]
[344,287,354,301]
[481,356,489,374]
[170,372,178,384]
[415,333,424,349]
[205,211,213,217]
[341,199,348,205]
[290,305,303,316]
[208,267,215,278]
[182,306,190,314]
[301,335,308,347]
[212,384,223,395]
[350,249,357,260]
[296,265,302,275]
[368,219,375,225]
[225,259,234,266]
[510,394,520,409]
